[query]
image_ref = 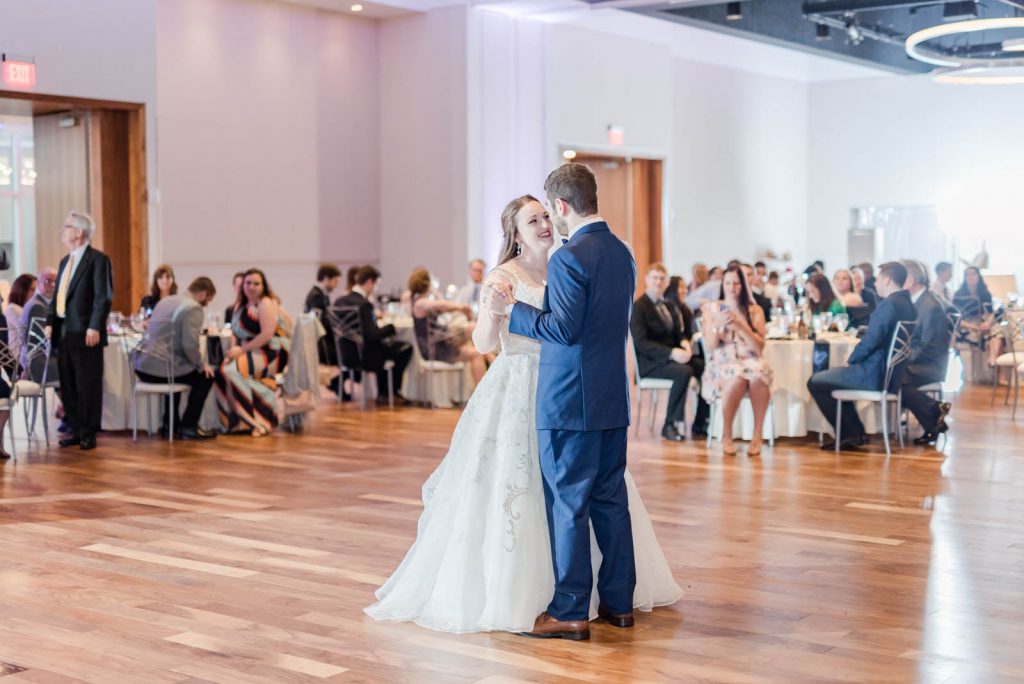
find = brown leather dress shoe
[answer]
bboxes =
[519,612,590,640]
[597,603,634,628]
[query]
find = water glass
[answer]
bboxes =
[834,313,849,333]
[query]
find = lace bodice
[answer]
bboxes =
[491,265,544,357]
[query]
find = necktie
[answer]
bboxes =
[56,253,75,318]
[655,300,672,328]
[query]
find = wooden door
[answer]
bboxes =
[32,110,89,274]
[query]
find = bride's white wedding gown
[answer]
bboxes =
[364,265,682,633]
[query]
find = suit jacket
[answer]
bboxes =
[908,289,954,382]
[845,289,917,391]
[753,291,773,322]
[134,295,204,377]
[46,245,114,347]
[20,293,57,381]
[510,221,636,431]
[630,295,684,377]
[333,290,396,371]
[304,285,336,365]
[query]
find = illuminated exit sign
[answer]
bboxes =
[2,54,36,90]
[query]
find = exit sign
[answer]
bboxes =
[2,54,36,90]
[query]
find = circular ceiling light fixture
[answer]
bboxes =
[934,64,1024,85]
[905,17,1024,84]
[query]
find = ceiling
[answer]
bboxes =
[581,0,1024,73]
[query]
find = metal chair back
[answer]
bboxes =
[22,318,52,387]
[882,321,915,393]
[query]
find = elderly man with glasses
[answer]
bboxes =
[45,211,113,451]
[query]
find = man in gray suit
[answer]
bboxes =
[134,277,218,440]
[20,267,59,382]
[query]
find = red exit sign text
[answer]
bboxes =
[2,58,36,90]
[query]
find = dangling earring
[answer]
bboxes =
[515,242,522,256]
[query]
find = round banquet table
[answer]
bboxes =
[384,314,477,408]
[102,331,232,433]
[710,333,884,440]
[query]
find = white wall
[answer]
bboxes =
[0,0,158,275]
[808,75,1024,287]
[378,6,468,294]
[673,59,808,274]
[157,0,379,312]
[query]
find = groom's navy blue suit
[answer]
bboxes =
[509,220,637,621]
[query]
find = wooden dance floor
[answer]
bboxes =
[1,384,1022,683]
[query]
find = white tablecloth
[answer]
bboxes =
[711,334,884,440]
[102,332,230,433]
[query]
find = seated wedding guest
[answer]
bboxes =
[765,271,781,305]
[899,260,954,446]
[134,277,218,440]
[806,273,846,316]
[304,264,342,392]
[741,263,772,322]
[223,272,244,328]
[690,263,709,292]
[631,264,698,442]
[931,261,953,302]
[215,268,290,436]
[832,268,864,308]
[0,328,10,457]
[455,259,486,308]
[140,264,177,314]
[700,265,773,456]
[345,265,361,295]
[335,265,413,406]
[686,265,725,311]
[409,267,485,383]
[953,265,993,319]
[850,266,878,310]
[5,273,36,366]
[666,275,710,437]
[857,262,877,295]
[754,261,768,285]
[20,267,58,382]
[807,262,916,451]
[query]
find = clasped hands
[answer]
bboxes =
[482,279,516,319]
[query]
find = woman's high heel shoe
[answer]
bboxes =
[748,439,762,457]
[722,440,737,456]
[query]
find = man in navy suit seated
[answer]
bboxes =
[807,261,917,451]
[900,259,954,445]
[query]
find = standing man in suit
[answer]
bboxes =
[304,264,342,392]
[500,163,637,641]
[46,211,113,451]
[807,262,917,451]
[334,265,412,406]
[630,263,696,442]
[900,260,954,445]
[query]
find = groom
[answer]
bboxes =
[493,163,637,641]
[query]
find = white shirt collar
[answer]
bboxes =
[70,244,88,262]
[352,285,368,299]
[567,216,605,241]
[910,287,925,304]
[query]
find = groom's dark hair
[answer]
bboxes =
[545,163,599,216]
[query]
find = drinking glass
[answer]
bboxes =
[834,313,849,333]
[812,315,825,336]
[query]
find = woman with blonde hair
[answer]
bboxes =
[832,269,863,308]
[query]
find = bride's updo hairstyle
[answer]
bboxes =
[497,194,540,266]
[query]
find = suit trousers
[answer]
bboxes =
[901,368,944,433]
[135,369,215,430]
[538,427,636,621]
[807,367,873,441]
[375,341,412,396]
[57,332,104,439]
[642,360,693,429]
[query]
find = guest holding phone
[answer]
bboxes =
[700,265,773,456]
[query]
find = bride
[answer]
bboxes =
[364,195,682,633]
